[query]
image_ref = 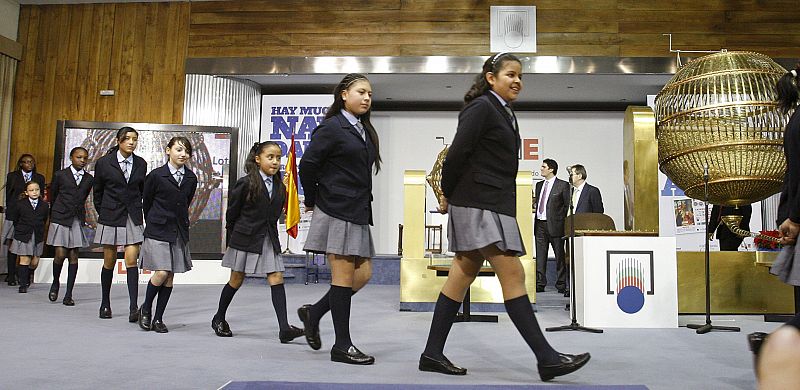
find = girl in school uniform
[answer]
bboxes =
[137,137,197,333]
[10,180,49,293]
[297,73,381,365]
[93,127,147,321]
[3,154,45,286]
[211,141,304,342]
[418,53,589,381]
[47,147,94,306]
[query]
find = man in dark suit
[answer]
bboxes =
[561,164,605,297]
[708,204,752,251]
[534,158,570,293]
[570,165,604,214]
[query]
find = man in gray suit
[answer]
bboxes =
[534,158,570,293]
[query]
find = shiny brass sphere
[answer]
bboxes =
[654,51,788,207]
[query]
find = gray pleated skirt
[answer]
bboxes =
[10,235,44,257]
[303,207,375,258]
[771,244,800,287]
[94,216,144,246]
[139,235,192,273]
[1,219,14,242]
[222,237,284,275]
[47,218,88,249]
[447,205,526,257]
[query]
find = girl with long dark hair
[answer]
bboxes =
[211,141,304,342]
[297,73,381,365]
[418,53,590,381]
[92,126,147,321]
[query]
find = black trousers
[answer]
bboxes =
[718,235,744,251]
[534,219,566,290]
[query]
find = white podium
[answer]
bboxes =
[573,234,678,328]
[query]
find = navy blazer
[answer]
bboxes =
[441,93,521,217]
[574,183,604,214]
[4,170,46,221]
[534,178,571,237]
[780,109,800,223]
[12,198,49,244]
[299,113,377,225]
[226,173,285,255]
[49,167,94,226]
[92,152,147,227]
[143,164,198,244]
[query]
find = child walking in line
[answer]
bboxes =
[47,147,94,306]
[11,181,49,293]
[211,141,304,343]
[137,137,198,333]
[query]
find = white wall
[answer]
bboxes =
[0,0,19,41]
[370,110,625,255]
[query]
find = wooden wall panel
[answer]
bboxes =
[10,2,189,179]
[188,1,800,59]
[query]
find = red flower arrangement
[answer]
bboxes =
[754,230,782,250]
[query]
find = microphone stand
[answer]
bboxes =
[686,164,739,334]
[546,169,603,333]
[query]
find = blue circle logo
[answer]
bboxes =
[617,285,645,314]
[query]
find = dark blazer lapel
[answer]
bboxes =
[129,155,142,179]
[160,165,180,188]
[487,92,516,130]
[110,155,126,179]
[336,114,366,144]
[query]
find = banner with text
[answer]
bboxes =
[261,95,333,254]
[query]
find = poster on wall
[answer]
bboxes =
[673,198,706,235]
[261,95,333,254]
[58,123,234,255]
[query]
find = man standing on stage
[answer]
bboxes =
[570,164,604,214]
[534,159,570,293]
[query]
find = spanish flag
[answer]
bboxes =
[285,132,300,238]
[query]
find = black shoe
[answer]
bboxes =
[18,285,27,293]
[8,278,17,286]
[297,304,321,350]
[536,286,545,293]
[563,290,570,298]
[62,297,75,306]
[537,353,591,382]
[330,345,375,365]
[151,319,168,333]
[48,284,59,302]
[557,288,566,294]
[211,316,233,337]
[138,306,152,331]
[419,354,467,375]
[279,325,305,344]
[99,306,112,319]
[128,308,139,323]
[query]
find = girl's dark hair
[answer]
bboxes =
[464,53,522,104]
[243,141,281,203]
[776,64,800,114]
[324,73,382,173]
[20,180,40,199]
[106,126,139,155]
[16,153,36,173]
[69,147,88,157]
[166,136,193,157]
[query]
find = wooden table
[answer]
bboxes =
[427,265,499,323]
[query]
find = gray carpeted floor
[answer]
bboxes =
[0,282,773,389]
